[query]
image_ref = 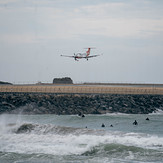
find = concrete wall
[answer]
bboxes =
[0,85,163,95]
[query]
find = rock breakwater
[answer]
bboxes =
[0,93,163,114]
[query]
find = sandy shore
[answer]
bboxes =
[0,84,163,95]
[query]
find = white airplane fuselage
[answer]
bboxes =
[75,53,88,58]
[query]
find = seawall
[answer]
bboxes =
[0,93,163,115]
[0,84,163,95]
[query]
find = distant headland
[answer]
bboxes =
[0,81,12,85]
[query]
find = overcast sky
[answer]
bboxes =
[0,0,163,84]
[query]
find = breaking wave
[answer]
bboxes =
[1,123,162,154]
[15,123,100,135]
[0,114,163,162]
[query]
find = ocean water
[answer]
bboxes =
[0,112,163,163]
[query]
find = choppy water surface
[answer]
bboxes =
[0,112,163,163]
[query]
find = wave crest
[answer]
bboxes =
[15,123,100,135]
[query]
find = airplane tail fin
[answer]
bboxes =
[86,48,91,57]
[84,47,95,57]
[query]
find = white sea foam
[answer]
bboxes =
[149,109,163,115]
[1,123,163,156]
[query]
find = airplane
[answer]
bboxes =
[60,48,101,61]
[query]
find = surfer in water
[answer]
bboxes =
[133,120,138,125]
[101,123,105,127]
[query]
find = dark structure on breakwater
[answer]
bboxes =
[0,93,163,115]
[53,77,73,84]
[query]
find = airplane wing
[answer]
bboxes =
[86,54,101,58]
[60,55,75,58]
